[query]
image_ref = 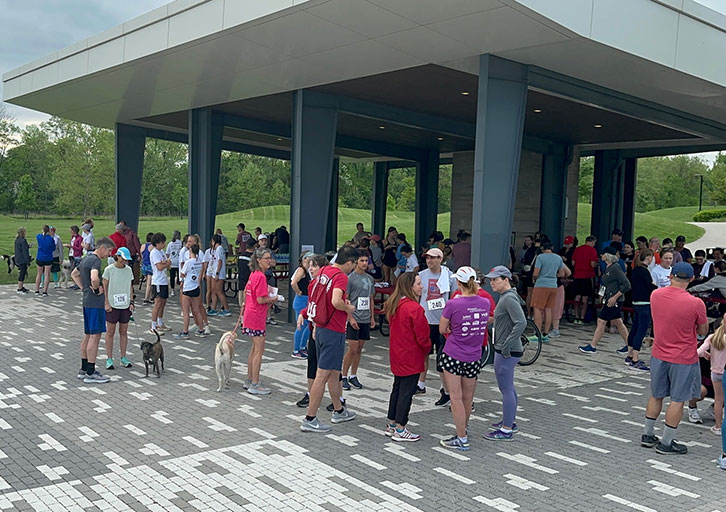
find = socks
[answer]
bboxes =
[158,318,164,326]
[417,381,425,390]
[86,362,95,376]
[334,408,344,414]
[500,427,513,434]
[151,321,157,329]
[459,436,468,444]
[305,415,315,422]
[644,416,656,437]
[349,374,356,379]
[81,358,88,372]
[662,424,677,446]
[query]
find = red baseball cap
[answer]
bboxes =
[564,236,574,245]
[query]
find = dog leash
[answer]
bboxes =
[232,308,243,333]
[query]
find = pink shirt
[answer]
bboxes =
[243,271,269,331]
[697,336,726,375]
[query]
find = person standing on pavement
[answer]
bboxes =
[119,221,141,285]
[149,233,172,334]
[71,237,115,384]
[696,326,726,436]
[237,239,255,309]
[416,247,457,403]
[49,226,63,288]
[342,250,376,390]
[291,252,313,359]
[236,223,252,254]
[531,240,570,341]
[484,266,526,441]
[35,225,55,296]
[383,271,430,442]
[209,234,231,317]
[174,244,207,340]
[109,223,127,259]
[102,247,134,371]
[641,262,708,455]
[300,245,358,433]
[14,227,30,294]
[623,249,656,370]
[571,236,599,324]
[66,226,83,273]
[166,231,182,297]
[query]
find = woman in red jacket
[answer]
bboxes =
[382,272,431,441]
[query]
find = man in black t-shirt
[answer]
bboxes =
[237,239,255,308]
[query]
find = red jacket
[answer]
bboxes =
[109,232,126,256]
[389,297,431,377]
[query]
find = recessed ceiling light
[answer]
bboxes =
[437,137,444,141]
[379,126,385,130]
[533,109,542,113]
[276,137,283,141]
[594,124,603,128]
[461,91,470,96]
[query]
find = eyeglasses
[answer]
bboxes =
[260,256,272,260]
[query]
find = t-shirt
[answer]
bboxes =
[405,254,419,272]
[166,240,182,267]
[572,244,598,279]
[650,286,707,365]
[79,253,104,309]
[181,258,203,292]
[347,271,374,323]
[441,295,490,362]
[150,248,169,286]
[102,264,133,309]
[452,241,471,270]
[312,266,349,333]
[243,271,270,331]
[179,247,190,272]
[419,268,456,325]
[238,253,252,286]
[650,265,671,288]
[214,245,226,279]
[451,288,496,346]
[82,231,95,252]
[534,252,564,288]
[205,248,215,276]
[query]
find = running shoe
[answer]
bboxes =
[105,358,114,370]
[640,434,659,448]
[248,382,271,395]
[624,356,633,365]
[157,325,172,332]
[439,435,470,451]
[207,309,219,317]
[327,399,346,412]
[342,377,351,391]
[688,407,703,424]
[484,429,514,441]
[385,423,396,437]
[711,425,722,435]
[435,389,451,407]
[16,288,27,294]
[219,310,232,317]
[267,318,278,325]
[42,292,48,297]
[291,351,306,359]
[573,319,583,325]
[717,455,726,470]
[703,403,716,420]
[616,345,629,354]
[296,393,309,408]
[120,357,132,368]
[490,421,519,433]
[143,299,151,305]
[578,344,596,354]
[349,376,363,390]
[415,386,426,395]
[392,427,420,442]
[300,417,331,433]
[173,332,190,340]
[299,349,309,358]
[549,329,561,338]
[35,290,40,296]
[331,408,356,424]
[77,369,86,380]
[243,379,251,390]
[629,360,650,371]
[655,440,688,455]
[83,371,110,384]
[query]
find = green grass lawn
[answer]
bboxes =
[0,204,703,285]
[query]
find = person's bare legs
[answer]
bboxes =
[613,318,629,343]
[247,336,266,384]
[543,308,553,334]
[307,368,337,418]
[118,322,129,358]
[342,340,364,377]
[577,297,588,321]
[105,322,116,360]
[533,307,544,333]
[35,265,45,292]
[461,376,477,428]
[443,372,467,437]
[181,295,191,332]
[144,277,152,302]
[589,318,607,348]
[215,279,229,311]
[85,334,102,371]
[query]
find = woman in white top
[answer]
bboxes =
[204,239,215,313]
[650,248,674,288]
[166,230,183,297]
[149,233,172,334]
[174,244,207,339]
[209,234,231,317]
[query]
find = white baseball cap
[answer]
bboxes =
[453,266,478,283]
[258,234,268,240]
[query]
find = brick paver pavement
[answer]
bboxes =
[0,285,724,511]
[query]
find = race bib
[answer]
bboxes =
[112,293,128,307]
[357,297,370,311]
[427,298,446,311]
[598,285,605,297]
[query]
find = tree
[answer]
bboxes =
[16,174,36,219]
[709,153,726,206]
[578,157,594,204]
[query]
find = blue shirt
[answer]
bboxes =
[36,234,55,261]
[534,252,564,288]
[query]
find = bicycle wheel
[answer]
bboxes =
[518,319,542,366]
[379,316,390,336]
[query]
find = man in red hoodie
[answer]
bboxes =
[109,223,127,258]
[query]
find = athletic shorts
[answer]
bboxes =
[439,352,482,379]
[650,356,701,402]
[51,257,60,273]
[141,263,153,276]
[83,307,106,335]
[242,327,265,337]
[573,278,594,298]
[183,287,200,298]
[531,286,558,309]
[36,260,52,267]
[711,372,724,383]
[599,304,622,321]
[346,322,370,341]
[429,324,445,356]
[152,284,169,300]
[315,326,346,371]
[106,308,131,324]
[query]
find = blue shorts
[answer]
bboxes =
[650,356,701,402]
[141,263,153,276]
[315,326,345,371]
[83,307,106,335]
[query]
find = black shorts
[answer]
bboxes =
[152,284,169,300]
[440,352,482,379]
[346,323,371,341]
[37,260,52,267]
[106,308,131,324]
[573,278,594,297]
[183,287,200,298]
[51,257,60,273]
[599,304,622,321]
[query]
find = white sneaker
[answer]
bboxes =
[711,425,722,435]
[331,408,356,424]
[392,427,421,442]
[688,407,703,424]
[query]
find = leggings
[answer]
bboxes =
[627,304,651,352]
[18,263,28,282]
[387,374,419,426]
[494,352,520,427]
[293,295,309,353]
[170,268,179,289]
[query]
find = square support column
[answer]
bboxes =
[371,161,389,237]
[415,151,440,251]
[591,150,622,246]
[188,108,223,248]
[621,158,637,242]
[471,55,528,273]
[539,144,571,247]
[115,124,146,232]
[325,158,340,252]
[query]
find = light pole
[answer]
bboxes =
[695,174,704,211]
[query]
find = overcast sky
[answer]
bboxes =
[0,0,723,163]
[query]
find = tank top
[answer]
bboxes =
[298,272,310,296]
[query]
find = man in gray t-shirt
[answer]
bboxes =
[342,250,376,390]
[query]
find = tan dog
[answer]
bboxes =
[214,331,237,392]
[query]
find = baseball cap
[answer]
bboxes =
[564,236,574,245]
[453,266,478,283]
[612,228,624,236]
[484,265,512,279]
[425,248,444,258]
[603,246,618,256]
[116,247,132,261]
[368,234,381,242]
[676,235,686,242]
[258,234,268,240]
[81,223,91,231]
[671,262,694,279]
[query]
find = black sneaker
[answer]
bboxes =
[326,399,346,412]
[435,389,451,407]
[641,434,659,448]
[296,393,309,408]
[42,292,48,297]
[349,376,363,389]
[655,440,688,455]
[415,386,426,395]
[342,377,350,391]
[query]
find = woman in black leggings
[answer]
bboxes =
[625,249,656,371]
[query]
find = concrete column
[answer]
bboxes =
[371,161,389,238]
[449,151,474,239]
[471,55,528,273]
[539,144,571,247]
[115,124,146,232]
[188,108,223,248]
[325,158,340,252]
[415,151,440,251]
[591,150,622,247]
[622,158,637,242]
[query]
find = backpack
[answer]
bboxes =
[307,267,343,328]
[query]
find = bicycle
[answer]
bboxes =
[485,318,542,367]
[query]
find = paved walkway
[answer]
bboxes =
[687,222,726,253]
[0,285,724,511]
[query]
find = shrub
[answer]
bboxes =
[693,209,726,222]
